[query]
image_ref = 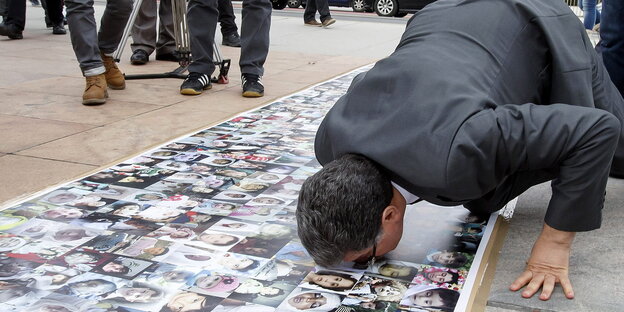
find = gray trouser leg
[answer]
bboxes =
[65,0,132,75]
[98,0,133,54]
[239,0,270,76]
[155,0,175,55]
[131,0,157,54]
[187,0,218,74]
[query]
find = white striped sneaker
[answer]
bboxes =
[180,72,212,95]
[242,73,264,98]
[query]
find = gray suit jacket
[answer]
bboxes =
[315,0,624,231]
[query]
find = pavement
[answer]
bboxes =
[0,3,621,312]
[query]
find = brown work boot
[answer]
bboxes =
[100,53,126,90]
[82,74,108,105]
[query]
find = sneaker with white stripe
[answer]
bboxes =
[241,73,264,98]
[180,72,212,95]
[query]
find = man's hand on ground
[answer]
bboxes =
[509,224,576,300]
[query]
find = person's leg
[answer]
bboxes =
[65,0,107,104]
[4,0,25,30]
[582,0,597,30]
[303,0,317,23]
[181,0,218,94]
[315,0,331,23]
[239,0,270,97]
[239,0,270,76]
[45,0,66,33]
[597,0,624,97]
[155,0,176,57]
[131,0,157,56]
[0,0,8,22]
[98,0,133,55]
[65,0,103,75]
[217,0,237,36]
[218,0,240,46]
[98,0,132,88]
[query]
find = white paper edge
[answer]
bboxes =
[453,210,503,311]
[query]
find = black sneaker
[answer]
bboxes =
[0,23,23,39]
[130,49,149,65]
[180,72,212,95]
[241,73,264,98]
[52,23,66,35]
[222,32,241,47]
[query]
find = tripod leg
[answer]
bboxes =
[113,0,144,62]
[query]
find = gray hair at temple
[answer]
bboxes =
[296,153,393,267]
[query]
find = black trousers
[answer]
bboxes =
[218,0,237,36]
[5,0,63,30]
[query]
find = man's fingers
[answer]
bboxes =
[522,273,545,298]
[510,270,533,291]
[559,276,575,299]
[539,275,556,300]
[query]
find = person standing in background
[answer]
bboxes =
[597,0,624,98]
[64,0,132,105]
[0,0,65,39]
[303,0,335,27]
[180,0,271,97]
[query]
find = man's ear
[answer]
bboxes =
[381,205,402,226]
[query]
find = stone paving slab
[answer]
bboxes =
[486,178,624,311]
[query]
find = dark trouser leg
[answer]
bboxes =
[45,0,64,24]
[218,0,237,36]
[598,0,624,97]
[187,0,218,74]
[131,0,158,55]
[239,0,270,76]
[5,0,25,30]
[155,0,175,55]
[315,0,331,21]
[0,0,8,21]
[98,0,133,54]
[303,0,316,22]
[464,170,558,217]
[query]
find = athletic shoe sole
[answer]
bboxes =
[242,90,264,98]
[180,84,212,96]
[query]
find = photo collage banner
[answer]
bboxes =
[0,66,494,312]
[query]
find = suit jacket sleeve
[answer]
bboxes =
[448,104,620,231]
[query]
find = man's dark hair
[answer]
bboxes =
[296,153,393,267]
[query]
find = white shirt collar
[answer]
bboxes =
[391,181,420,204]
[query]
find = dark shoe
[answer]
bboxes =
[0,23,23,39]
[180,72,212,95]
[130,49,149,65]
[222,32,241,47]
[304,19,322,26]
[155,51,181,62]
[241,73,264,98]
[322,18,336,27]
[52,23,66,35]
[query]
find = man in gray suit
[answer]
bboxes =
[297,0,624,301]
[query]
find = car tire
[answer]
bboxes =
[351,0,366,12]
[287,0,301,8]
[272,0,287,9]
[394,12,407,17]
[374,0,398,17]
